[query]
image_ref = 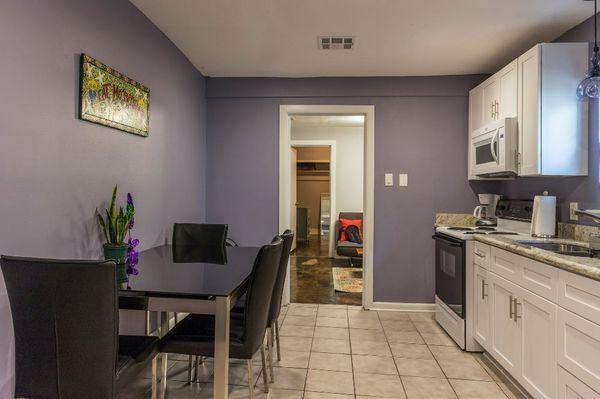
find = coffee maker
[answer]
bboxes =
[474,194,501,226]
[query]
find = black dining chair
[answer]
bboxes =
[159,238,284,399]
[0,256,160,399]
[172,222,231,380]
[172,223,229,248]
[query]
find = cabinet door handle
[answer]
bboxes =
[481,279,488,300]
[491,102,495,118]
[509,295,515,319]
[514,298,522,322]
[495,101,500,118]
[474,251,485,259]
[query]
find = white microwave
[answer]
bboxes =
[470,117,518,177]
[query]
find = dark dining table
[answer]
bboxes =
[119,244,260,399]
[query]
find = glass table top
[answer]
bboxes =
[119,245,260,299]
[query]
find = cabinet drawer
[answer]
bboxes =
[557,308,600,393]
[520,258,559,303]
[558,367,600,399]
[490,247,523,284]
[558,271,600,323]
[474,242,491,269]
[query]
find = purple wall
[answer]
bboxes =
[0,0,206,394]
[489,15,600,224]
[206,76,499,304]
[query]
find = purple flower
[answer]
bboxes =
[126,237,140,275]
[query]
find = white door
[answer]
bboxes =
[520,290,558,399]
[518,45,541,176]
[490,273,522,376]
[498,59,518,119]
[290,147,297,251]
[474,265,491,350]
[482,78,499,125]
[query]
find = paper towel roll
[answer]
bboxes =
[531,195,557,237]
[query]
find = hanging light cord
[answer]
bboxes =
[595,0,598,53]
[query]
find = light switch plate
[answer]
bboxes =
[384,173,393,187]
[399,173,408,187]
[570,202,579,221]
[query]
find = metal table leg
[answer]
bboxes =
[160,311,169,338]
[214,296,231,399]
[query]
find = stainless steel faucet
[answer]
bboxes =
[574,209,600,250]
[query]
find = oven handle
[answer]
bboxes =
[432,234,464,247]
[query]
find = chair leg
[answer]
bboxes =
[267,328,275,383]
[151,355,157,399]
[274,321,281,361]
[174,312,178,324]
[187,355,193,383]
[193,355,200,382]
[260,345,269,393]
[246,359,255,399]
[145,310,151,336]
[160,353,168,399]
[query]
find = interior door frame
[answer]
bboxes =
[291,140,337,258]
[279,105,375,309]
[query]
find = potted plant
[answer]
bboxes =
[97,185,136,282]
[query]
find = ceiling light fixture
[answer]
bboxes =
[577,0,600,99]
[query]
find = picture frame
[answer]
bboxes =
[79,54,150,137]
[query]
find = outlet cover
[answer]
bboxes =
[399,174,408,187]
[570,202,579,221]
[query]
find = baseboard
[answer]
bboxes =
[481,353,533,399]
[369,302,436,312]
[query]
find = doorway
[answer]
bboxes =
[280,106,374,308]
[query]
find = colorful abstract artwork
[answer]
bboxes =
[79,54,149,136]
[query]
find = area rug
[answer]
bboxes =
[301,258,319,266]
[332,267,363,293]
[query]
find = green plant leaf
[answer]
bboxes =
[96,210,109,243]
[109,185,118,220]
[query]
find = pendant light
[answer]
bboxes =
[577,0,600,99]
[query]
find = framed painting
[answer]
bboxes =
[79,54,150,137]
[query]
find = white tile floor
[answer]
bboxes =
[138,304,527,398]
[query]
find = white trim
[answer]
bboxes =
[280,105,375,310]
[370,302,436,312]
[291,139,337,257]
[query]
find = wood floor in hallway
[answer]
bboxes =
[290,234,362,306]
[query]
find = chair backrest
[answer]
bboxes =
[336,212,363,241]
[172,223,228,248]
[1,256,118,399]
[267,230,294,325]
[241,239,283,353]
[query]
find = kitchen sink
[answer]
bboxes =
[515,240,596,257]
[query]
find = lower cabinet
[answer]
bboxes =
[520,288,557,399]
[474,265,491,350]
[558,367,600,399]
[490,273,522,376]
[486,268,558,398]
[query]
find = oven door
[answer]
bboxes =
[433,233,465,319]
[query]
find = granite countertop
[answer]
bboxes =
[473,235,600,282]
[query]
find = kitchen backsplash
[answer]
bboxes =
[558,222,600,242]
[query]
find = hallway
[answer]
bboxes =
[290,234,362,306]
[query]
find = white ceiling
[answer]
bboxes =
[130,0,593,77]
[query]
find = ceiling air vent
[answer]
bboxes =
[319,36,354,50]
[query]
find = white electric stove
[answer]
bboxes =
[433,199,533,351]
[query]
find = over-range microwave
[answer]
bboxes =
[470,117,518,177]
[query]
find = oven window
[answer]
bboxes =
[434,236,465,318]
[475,141,497,165]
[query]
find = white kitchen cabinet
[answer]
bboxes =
[557,308,600,394]
[517,43,588,176]
[474,265,491,350]
[469,84,485,133]
[490,273,522,376]
[482,79,499,126]
[558,367,600,399]
[498,60,518,120]
[519,289,557,399]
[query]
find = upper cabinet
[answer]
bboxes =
[518,43,588,176]
[468,43,588,179]
[469,60,518,132]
